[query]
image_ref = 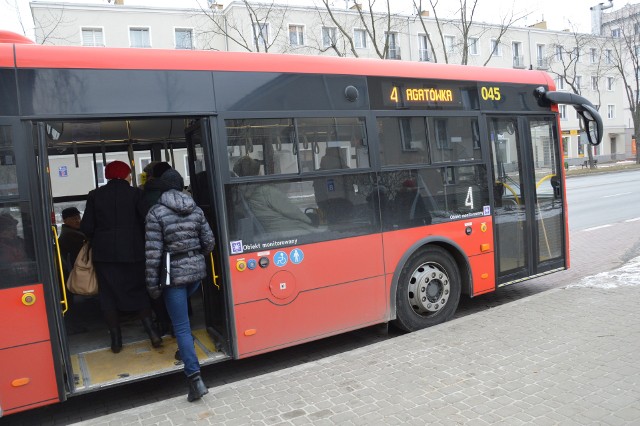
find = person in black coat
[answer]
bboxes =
[80,160,162,353]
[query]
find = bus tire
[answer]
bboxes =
[393,246,461,332]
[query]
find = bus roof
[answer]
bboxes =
[0,32,554,88]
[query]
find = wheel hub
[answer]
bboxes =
[407,262,450,315]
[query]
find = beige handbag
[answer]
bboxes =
[66,242,98,296]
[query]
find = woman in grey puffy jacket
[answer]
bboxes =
[145,169,215,402]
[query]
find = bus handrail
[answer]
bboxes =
[209,252,219,290]
[51,225,69,315]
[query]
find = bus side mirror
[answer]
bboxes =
[534,87,603,146]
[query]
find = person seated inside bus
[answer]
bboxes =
[58,207,86,279]
[233,155,316,234]
[392,178,432,228]
[58,207,89,334]
[0,212,28,263]
[313,147,354,225]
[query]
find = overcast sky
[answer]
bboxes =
[0,0,628,40]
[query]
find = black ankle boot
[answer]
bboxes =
[187,372,208,402]
[109,327,122,353]
[141,317,162,348]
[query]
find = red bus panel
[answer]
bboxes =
[381,217,495,296]
[230,235,386,357]
[0,285,59,415]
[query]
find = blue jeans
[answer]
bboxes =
[163,282,200,377]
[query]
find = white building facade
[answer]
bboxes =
[29,0,633,163]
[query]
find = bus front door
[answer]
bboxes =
[184,118,229,354]
[488,115,565,285]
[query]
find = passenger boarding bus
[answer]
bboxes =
[0,30,601,416]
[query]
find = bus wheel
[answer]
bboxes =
[393,246,461,332]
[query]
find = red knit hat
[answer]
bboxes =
[105,160,131,180]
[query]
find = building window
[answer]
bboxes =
[607,104,615,119]
[322,26,336,48]
[562,136,570,158]
[490,39,501,56]
[555,45,563,61]
[354,29,367,49]
[607,76,615,91]
[572,47,580,62]
[129,27,150,48]
[591,76,598,91]
[611,28,621,38]
[175,28,193,49]
[590,47,597,64]
[635,23,640,35]
[468,37,478,55]
[576,75,582,90]
[556,77,565,90]
[444,35,455,54]
[418,34,431,61]
[512,41,524,68]
[605,49,613,64]
[385,32,400,59]
[253,22,270,49]
[81,27,104,47]
[559,105,567,120]
[536,44,547,68]
[289,24,304,46]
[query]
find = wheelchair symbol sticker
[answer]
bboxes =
[274,251,288,267]
[290,248,304,264]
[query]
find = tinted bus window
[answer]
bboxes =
[296,117,369,171]
[0,126,18,197]
[377,117,430,166]
[428,117,482,163]
[226,173,377,253]
[377,165,490,230]
[226,119,298,176]
[0,203,38,287]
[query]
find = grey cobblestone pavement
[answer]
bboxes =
[70,256,640,425]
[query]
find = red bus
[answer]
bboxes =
[0,30,601,416]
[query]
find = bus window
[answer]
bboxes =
[428,116,482,163]
[296,117,369,171]
[0,126,18,197]
[226,118,298,176]
[377,117,430,166]
[0,202,38,286]
[226,173,376,252]
[377,165,490,230]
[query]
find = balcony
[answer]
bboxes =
[513,55,525,68]
[536,58,548,69]
[419,48,432,62]
[386,46,401,60]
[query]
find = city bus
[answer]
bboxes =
[0,29,601,416]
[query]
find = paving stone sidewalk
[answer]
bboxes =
[74,278,640,425]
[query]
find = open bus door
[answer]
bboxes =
[184,118,229,354]
[488,115,566,284]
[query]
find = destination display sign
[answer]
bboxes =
[368,77,550,112]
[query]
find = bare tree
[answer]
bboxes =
[547,30,610,168]
[318,0,405,59]
[196,0,288,52]
[605,5,640,164]
[32,4,75,45]
[4,0,27,35]
[413,0,528,65]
